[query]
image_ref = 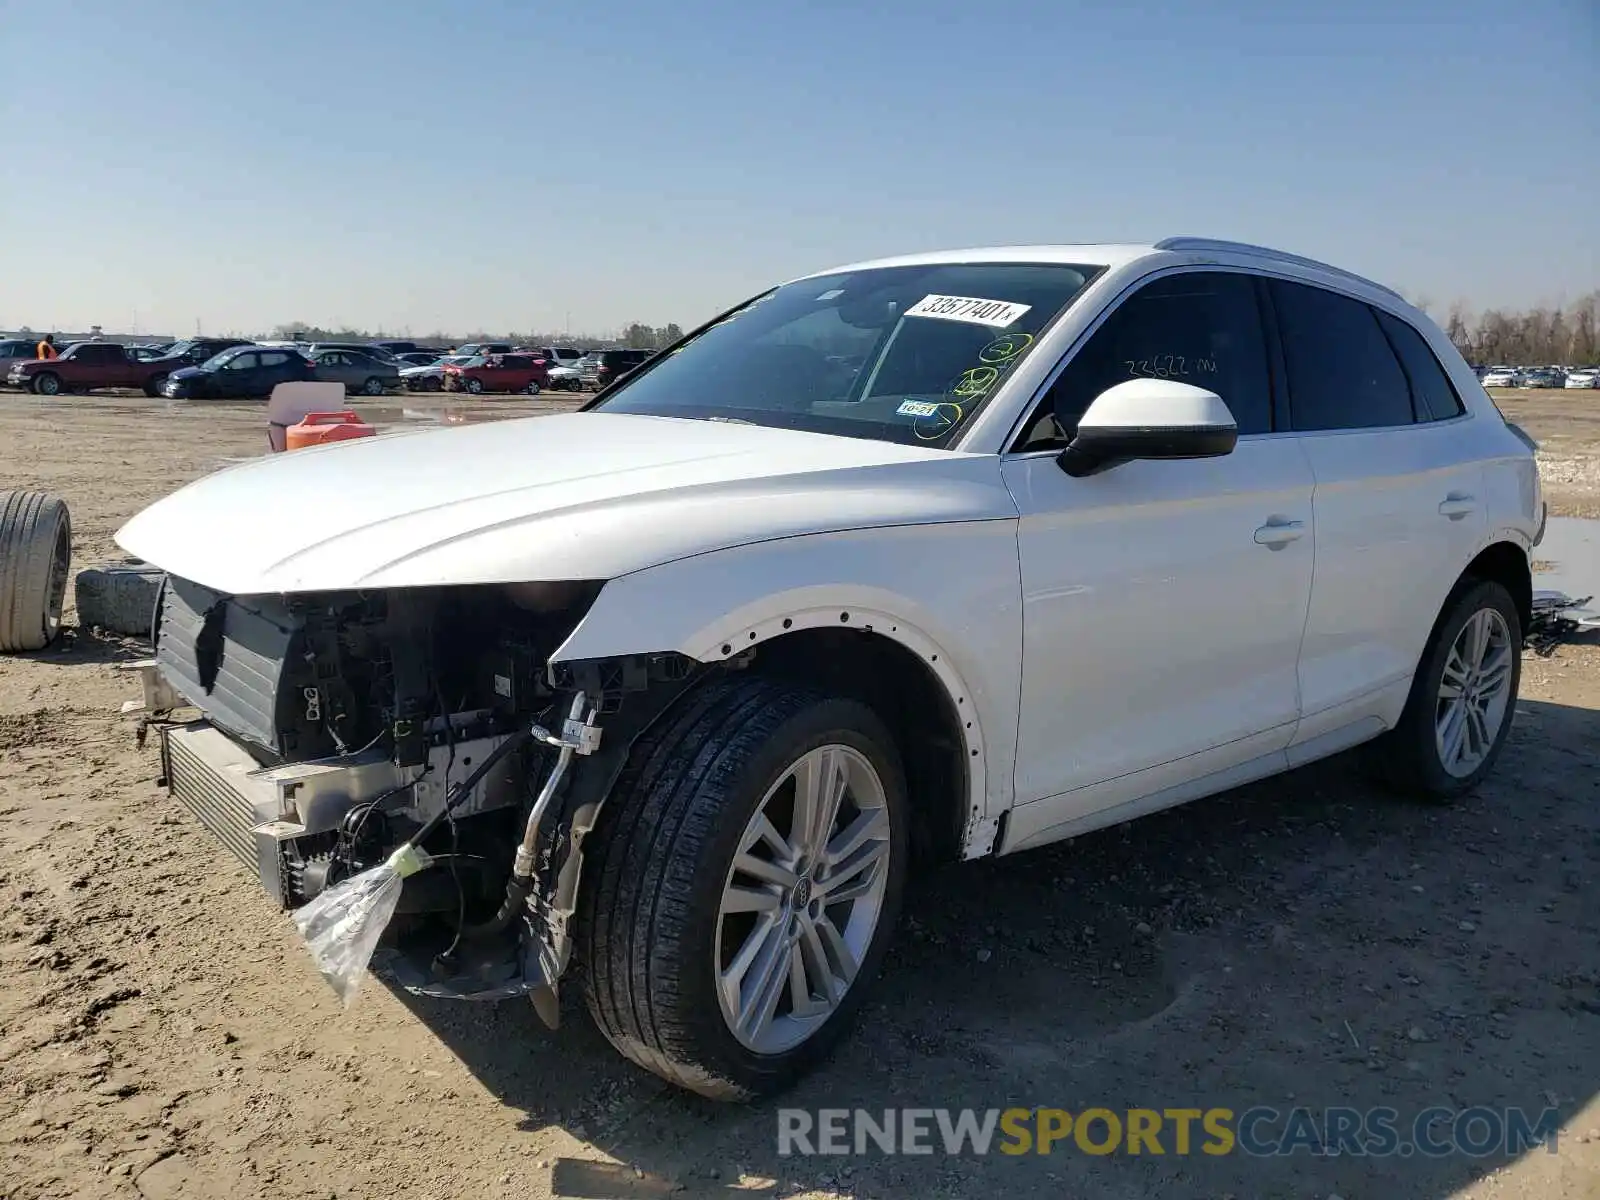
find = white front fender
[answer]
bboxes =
[551,522,1024,853]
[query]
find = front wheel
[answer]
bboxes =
[31,372,61,397]
[1368,578,1522,800]
[579,677,908,1100]
[144,374,168,397]
[465,378,484,395]
[362,377,385,396]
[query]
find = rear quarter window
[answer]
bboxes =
[1272,280,1415,431]
[1374,311,1467,421]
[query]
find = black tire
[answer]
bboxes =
[362,377,385,396]
[144,374,168,397]
[524,379,542,395]
[577,676,910,1101]
[423,376,442,392]
[1368,578,1522,801]
[466,378,484,395]
[0,491,72,652]
[31,372,62,397]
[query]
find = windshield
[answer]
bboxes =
[200,347,246,369]
[590,261,1100,447]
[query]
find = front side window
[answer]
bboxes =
[591,262,1101,447]
[1375,311,1466,421]
[1019,271,1273,449]
[1273,280,1414,431]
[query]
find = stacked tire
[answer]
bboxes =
[0,491,72,652]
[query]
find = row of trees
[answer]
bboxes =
[1427,292,1600,367]
[266,321,687,350]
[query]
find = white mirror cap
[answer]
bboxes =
[1079,378,1236,432]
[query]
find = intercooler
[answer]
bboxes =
[159,719,522,910]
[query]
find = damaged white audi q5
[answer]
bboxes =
[117,239,1542,1100]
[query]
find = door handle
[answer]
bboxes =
[1254,518,1306,548]
[1438,494,1477,519]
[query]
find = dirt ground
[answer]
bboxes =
[1,390,1597,1200]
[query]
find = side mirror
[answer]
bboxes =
[1056,379,1238,478]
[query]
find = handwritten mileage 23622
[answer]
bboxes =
[1124,355,1217,380]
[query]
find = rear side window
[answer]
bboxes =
[1374,311,1466,421]
[258,351,290,367]
[1273,280,1413,431]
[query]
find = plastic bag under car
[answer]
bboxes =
[291,845,430,1007]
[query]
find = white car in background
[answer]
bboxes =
[1480,366,1521,388]
[400,353,475,392]
[117,237,1541,1101]
[1563,367,1599,389]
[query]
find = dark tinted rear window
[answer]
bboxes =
[1273,280,1414,431]
[1375,312,1465,421]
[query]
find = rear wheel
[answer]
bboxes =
[423,376,442,392]
[1369,578,1522,800]
[579,677,907,1100]
[144,374,168,397]
[31,372,61,397]
[524,379,542,395]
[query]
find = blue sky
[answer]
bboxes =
[2,0,1595,337]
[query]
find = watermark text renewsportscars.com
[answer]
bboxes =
[777,1106,1562,1158]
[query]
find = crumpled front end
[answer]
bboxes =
[132,573,698,1010]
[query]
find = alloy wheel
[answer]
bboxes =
[714,744,892,1055]
[1435,608,1514,778]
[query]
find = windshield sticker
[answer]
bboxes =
[951,366,1000,400]
[897,399,941,417]
[979,332,1034,363]
[815,288,844,301]
[905,294,1032,328]
[911,402,964,441]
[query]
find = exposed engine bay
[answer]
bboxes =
[144,575,698,1010]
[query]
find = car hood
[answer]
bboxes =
[167,366,206,382]
[115,412,1015,594]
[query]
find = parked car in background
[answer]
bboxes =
[534,346,584,368]
[307,348,403,395]
[442,352,548,394]
[546,363,584,391]
[306,342,401,365]
[370,340,421,356]
[393,351,441,367]
[1480,366,1521,388]
[161,345,315,399]
[1564,367,1600,389]
[452,341,514,358]
[6,341,176,395]
[580,347,654,390]
[1520,367,1564,389]
[0,339,39,369]
[402,354,475,392]
[135,337,257,395]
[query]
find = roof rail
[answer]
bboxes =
[1153,237,1405,301]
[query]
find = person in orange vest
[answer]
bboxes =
[34,334,58,360]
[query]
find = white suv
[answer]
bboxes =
[119,238,1541,1101]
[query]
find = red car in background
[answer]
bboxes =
[442,353,549,395]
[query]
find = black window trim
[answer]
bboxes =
[1001,263,1284,455]
[1370,306,1468,424]
[1264,276,1467,435]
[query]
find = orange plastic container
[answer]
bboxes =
[285,410,376,450]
